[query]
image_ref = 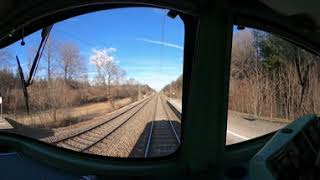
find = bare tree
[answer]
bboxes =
[127,78,138,85]
[57,42,85,82]
[228,28,320,120]
[91,48,124,99]
[44,37,56,81]
[114,67,126,98]
[230,29,258,114]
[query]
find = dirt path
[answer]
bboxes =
[167,98,288,145]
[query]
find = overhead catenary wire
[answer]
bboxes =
[159,9,167,93]
[160,9,166,71]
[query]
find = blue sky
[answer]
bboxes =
[5,7,184,91]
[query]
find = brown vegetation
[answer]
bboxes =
[13,97,132,128]
[0,40,154,128]
[229,28,320,120]
[162,28,320,121]
[162,75,182,99]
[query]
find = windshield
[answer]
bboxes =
[0,7,184,158]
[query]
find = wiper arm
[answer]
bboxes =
[16,56,29,113]
[16,25,53,114]
[26,25,53,85]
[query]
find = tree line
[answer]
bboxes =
[161,28,320,120]
[162,75,182,99]
[229,28,320,120]
[0,37,154,121]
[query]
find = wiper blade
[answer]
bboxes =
[16,56,29,113]
[16,25,53,114]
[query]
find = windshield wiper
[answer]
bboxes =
[16,25,53,114]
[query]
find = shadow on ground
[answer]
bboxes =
[44,113,98,129]
[1,117,54,139]
[129,120,181,158]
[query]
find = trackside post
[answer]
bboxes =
[0,97,2,117]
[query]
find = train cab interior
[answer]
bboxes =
[0,0,320,179]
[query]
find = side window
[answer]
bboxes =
[227,26,320,145]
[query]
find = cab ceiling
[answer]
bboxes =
[260,0,320,29]
[0,0,319,52]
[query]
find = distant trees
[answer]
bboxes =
[0,38,154,126]
[114,68,126,98]
[162,75,183,99]
[230,30,263,116]
[0,69,19,112]
[231,30,256,79]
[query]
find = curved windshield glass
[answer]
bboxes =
[0,7,184,158]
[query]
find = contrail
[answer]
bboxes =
[136,38,183,50]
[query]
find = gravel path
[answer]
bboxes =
[161,96,181,139]
[226,111,287,144]
[167,98,287,145]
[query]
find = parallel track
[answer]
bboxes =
[144,95,180,157]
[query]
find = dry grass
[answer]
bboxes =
[228,110,291,123]
[229,29,320,120]
[5,98,132,128]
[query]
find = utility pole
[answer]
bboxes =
[169,83,172,99]
[0,97,2,118]
[138,84,141,100]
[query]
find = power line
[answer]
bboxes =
[160,9,166,73]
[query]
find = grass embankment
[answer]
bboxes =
[5,98,132,129]
[228,110,291,123]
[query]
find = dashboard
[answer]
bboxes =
[250,114,320,180]
[0,152,84,179]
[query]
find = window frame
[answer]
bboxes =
[0,4,198,176]
[224,16,320,162]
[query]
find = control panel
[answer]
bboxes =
[250,114,320,180]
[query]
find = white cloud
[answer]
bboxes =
[90,48,117,66]
[136,38,183,50]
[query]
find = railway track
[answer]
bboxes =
[144,95,181,158]
[160,96,181,141]
[50,95,154,152]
